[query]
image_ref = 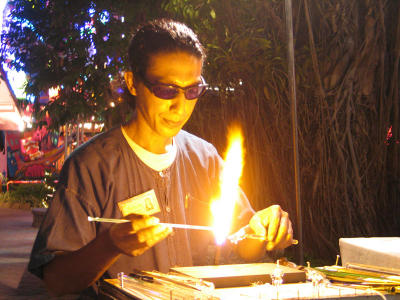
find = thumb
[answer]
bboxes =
[249,215,267,237]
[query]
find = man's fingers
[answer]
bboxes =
[266,216,294,251]
[108,216,171,257]
[127,215,159,233]
[113,215,159,235]
[283,221,294,247]
[267,207,281,241]
[248,205,296,251]
[272,212,289,245]
[136,224,171,243]
[249,214,266,236]
[146,226,172,247]
[115,224,172,256]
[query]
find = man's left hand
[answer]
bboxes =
[249,205,293,251]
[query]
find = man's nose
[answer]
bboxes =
[169,92,187,115]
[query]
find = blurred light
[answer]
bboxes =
[88,8,95,18]
[109,101,115,107]
[2,62,27,99]
[18,119,26,131]
[80,21,96,38]
[0,0,8,31]
[99,10,109,24]
[0,105,13,110]
[88,42,96,56]
[48,86,60,99]
[94,123,104,130]
[26,94,35,103]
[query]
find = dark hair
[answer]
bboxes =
[127,18,206,77]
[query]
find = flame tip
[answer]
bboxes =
[212,124,245,243]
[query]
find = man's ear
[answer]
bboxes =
[124,71,137,96]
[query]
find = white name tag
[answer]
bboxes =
[118,189,161,216]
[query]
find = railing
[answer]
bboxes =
[6,180,44,191]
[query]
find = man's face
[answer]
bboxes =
[132,51,203,142]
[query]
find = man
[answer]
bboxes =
[28,18,294,298]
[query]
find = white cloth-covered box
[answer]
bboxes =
[339,237,400,269]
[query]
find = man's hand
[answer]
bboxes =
[108,214,172,256]
[249,205,293,251]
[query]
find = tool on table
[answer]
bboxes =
[114,270,217,300]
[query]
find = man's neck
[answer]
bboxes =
[122,119,173,154]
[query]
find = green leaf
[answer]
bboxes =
[210,9,216,19]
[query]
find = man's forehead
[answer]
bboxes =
[145,51,203,85]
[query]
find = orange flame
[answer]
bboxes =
[211,126,244,244]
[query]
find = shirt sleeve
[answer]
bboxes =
[28,158,100,279]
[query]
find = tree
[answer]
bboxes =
[1,0,164,129]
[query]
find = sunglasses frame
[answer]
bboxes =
[138,75,208,100]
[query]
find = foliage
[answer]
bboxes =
[0,183,48,207]
[1,0,165,129]
[0,172,58,208]
[42,171,58,207]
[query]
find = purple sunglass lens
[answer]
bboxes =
[153,86,178,99]
[185,86,204,100]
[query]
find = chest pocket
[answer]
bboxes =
[185,193,213,227]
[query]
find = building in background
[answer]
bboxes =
[0,66,24,180]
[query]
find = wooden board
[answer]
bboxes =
[171,263,306,288]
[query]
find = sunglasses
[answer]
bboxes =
[139,75,208,100]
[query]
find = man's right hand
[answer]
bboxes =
[108,214,172,256]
